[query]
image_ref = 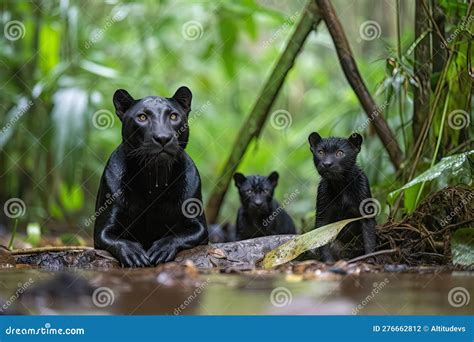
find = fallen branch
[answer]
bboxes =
[205,2,321,223]
[313,0,403,170]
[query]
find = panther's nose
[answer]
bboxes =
[322,161,333,168]
[254,199,263,207]
[152,134,172,147]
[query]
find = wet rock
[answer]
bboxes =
[0,245,15,268]
[175,235,296,269]
[14,249,119,270]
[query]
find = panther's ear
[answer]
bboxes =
[308,132,322,151]
[233,173,246,188]
[348,132,363,152]
[267,171,279,188]
[113,89,135,120]
[172,86,192,113]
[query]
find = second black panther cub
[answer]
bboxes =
[233,172,296,240]
[308,132,376,262]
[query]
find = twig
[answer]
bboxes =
[347,248,398,264]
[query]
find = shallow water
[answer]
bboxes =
[1,269,472,315]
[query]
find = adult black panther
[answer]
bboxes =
[93,86,208,267]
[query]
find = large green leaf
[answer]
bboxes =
[262,217,366,269]
[388,150,474,205]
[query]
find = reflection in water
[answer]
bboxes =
[0,268,472,315]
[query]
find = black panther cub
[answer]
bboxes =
[233,172,296,240]
[94,86,208,267]
[308,132,376,262]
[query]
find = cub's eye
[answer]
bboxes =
[137,114,147,122]
[170,113,178,121]
[336,150,344,157]
[246,190,253,195]
[318,150,324,156]
[263,189,270,194]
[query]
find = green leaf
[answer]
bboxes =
[25,222,41,247]
[388,150,474,205]
[39,23,61,74]
[59,182,84,212]
[262,217,367,269]
[451,228,474,267]
[404,183,422,213]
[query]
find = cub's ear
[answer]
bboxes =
[113,89,135,120]
[267,171,279,188]
[172,86,192,113]
[348,132,363,152]
[308,132,322,151]
[233,173,246,188]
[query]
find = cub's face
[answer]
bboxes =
[308,132,362,179]
[112,86,192,163]
[233,172,279,214]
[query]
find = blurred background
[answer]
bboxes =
[0,0,472,246]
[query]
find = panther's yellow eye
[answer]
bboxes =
[318,150,324,156]
[137,114,147,122]
[170,113,178,121]
[336,150,344,157]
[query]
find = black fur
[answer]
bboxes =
[93,86,208,267]
[233,172,296,240]
[308,132,376,262]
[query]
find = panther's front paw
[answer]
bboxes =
[147,237,180,265]
[114,241,151,268]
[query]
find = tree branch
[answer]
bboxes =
[205,2,321,223]
[313,0,403,170]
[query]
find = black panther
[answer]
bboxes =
[233,172,296,240]
[308,132,376,262]
[93,86,208,267]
